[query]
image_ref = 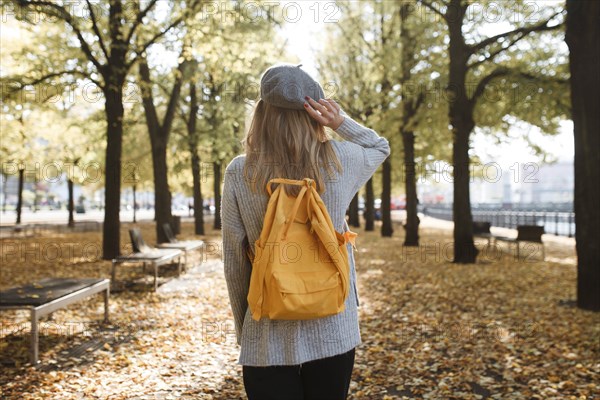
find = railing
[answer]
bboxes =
[420,205,575,237]
[0,221,102,238]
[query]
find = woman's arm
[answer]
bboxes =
[221,158,252,346]
[333,110,391,197]
[304,97,391,198]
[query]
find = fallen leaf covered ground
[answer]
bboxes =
[0,218,598,399]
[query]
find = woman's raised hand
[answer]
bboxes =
[304,97,345,131]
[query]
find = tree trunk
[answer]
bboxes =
[365,177,374,231]
[2,173,7,213]
[447,2,478,263]
[16,168,24,224]
[349,192,360,227]
[381,158,394,237]
[402,130,420,246]
[68,178,74,228]
[32,184,38,212]
[213,161,222,230]
[138,57,186,244]
[133,184,137,224]
[566,0,600,311]
[187,80,205,235]
[452,124,478,263]
[101,0,129,259]
[191,151,205,235]
[399,1,421,247]
[102,82,125,260]
[151,141,173,243]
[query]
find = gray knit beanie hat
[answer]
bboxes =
[260,63,325,110]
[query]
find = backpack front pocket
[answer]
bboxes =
[268,270,343,320]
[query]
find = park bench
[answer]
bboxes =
[0,224,39,238]
[0,277,110,365]
[156,223,204,272]
[493,225,545,260]
[473,221,494,245]
[111,228,183,291]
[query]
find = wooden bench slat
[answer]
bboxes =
[157,241,204,251]
[112,248,182,262]
[0,278,110,365]
[0,278,106,307]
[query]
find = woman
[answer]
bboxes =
[221,63,390,399]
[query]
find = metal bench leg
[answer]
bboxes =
[541,244,545,261]
[153,262,158,291]
[516,242,520,260]
[111,262,117,284]
[103,287,110,323]
[30,309,39,365]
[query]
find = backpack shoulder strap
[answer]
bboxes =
[266,177,311,196]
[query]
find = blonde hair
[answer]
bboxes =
[242,99,343,197]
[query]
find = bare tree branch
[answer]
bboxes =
[85,0,109,60]
[137,58,161,133]
[467,31,529,70]
[471,67,510,103]
[470,68,570,114]
[413,90,426,113]
[125,0,160,45]
[514,70,569,86]
[125,0,201,72]
[162,59,189,135]
[337,21,376,55]
[418,0,447,21]
[1,69,103,98]
[2,71,66,94]
[15,0,104,74]
[126,17,184,72]
[469,11,564,53]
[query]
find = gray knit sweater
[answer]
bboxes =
[221,110,390,366]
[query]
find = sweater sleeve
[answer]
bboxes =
[221,159,251,346]
[333,110,391,197]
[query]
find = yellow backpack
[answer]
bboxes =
[246,177,358,321]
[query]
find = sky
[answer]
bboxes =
[277,0,574,167]
[274,1,333,78]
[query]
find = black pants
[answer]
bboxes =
[242,347,355,400]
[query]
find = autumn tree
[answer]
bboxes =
[0,105,50,224]
[565,0,600,311]
[47,99,105,227]
[399,2,427,246]
[139,2,281,236]
[0,16,64,223]
[3,0,201,258]
[185,79,206,235]
[318,0,449,241]
[317,1,393,233]
[180,7,282,231]
[419,0,567,263]
[137,32,198,243]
